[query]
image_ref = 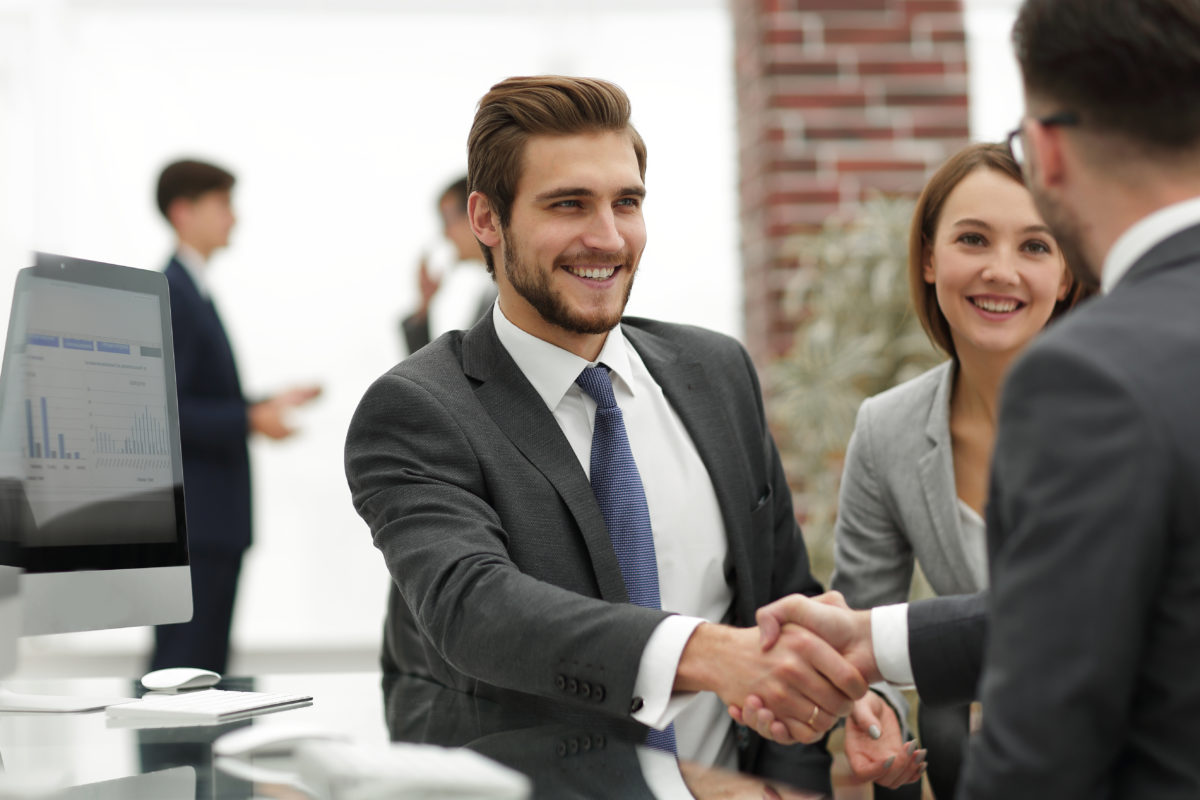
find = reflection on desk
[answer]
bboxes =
[381,673,829,800]
[0,672,829,799]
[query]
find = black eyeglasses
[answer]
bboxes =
[1006,111,1079,170]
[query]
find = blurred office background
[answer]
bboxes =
[0,0,1022,677]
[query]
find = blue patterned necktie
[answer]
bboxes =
[575,364,678,755]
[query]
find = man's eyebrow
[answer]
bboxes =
[533,186,647,202]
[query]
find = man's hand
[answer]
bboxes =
[676,623,868,745]
[727,593,882,745]
[757,592,880,684]
[249,384,322,439]
[844,692,925,789]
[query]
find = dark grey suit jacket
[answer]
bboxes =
[907,222,1200,798]
[345,313,829,786]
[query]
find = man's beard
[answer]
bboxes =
[1030,183,1100,293]
[502,234,636,335]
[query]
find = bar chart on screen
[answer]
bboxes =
[21,331,172,476]
[15,315,175,545]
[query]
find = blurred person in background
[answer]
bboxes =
[399,175,496,356]
[151,158,321,674]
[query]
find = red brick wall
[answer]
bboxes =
[733,0,970,363]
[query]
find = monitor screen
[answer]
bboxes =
[0,254,191,636]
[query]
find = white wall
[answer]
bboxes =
[962,0,1024,142]
[0,0,740,664]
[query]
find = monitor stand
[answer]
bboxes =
[0,570,134,713]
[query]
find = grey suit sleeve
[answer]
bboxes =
[961,342,1168,798]
[831,400,916,610]
[345,371,665,718]
[829,401,914,727]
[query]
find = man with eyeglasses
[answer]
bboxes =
[738,0,1200,796]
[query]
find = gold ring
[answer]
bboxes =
[807,704,820,727]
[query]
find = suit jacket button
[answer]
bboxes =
[594,734,606,750]
[568,737,580,755]
[555,674,566,691]
[556,740,567,757]
[593,685,605,702]
[567,678,578,694]
[580,681,592,698]
[581,736,593,751]
[630,696,644,713]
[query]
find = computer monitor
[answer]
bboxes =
[0,254,191,706]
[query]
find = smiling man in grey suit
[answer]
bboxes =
[745,0,1200,796]
[344,75,892,791]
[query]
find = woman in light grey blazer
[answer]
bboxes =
[832,143,1090,798]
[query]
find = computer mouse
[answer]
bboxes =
[213,724,350,759]
[140,667,222,692]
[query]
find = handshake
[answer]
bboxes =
[677,591,924,789]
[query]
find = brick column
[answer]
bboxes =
[733,0,970,364]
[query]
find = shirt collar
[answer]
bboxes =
[491,303,636,412]
[174,244,210,298]
[1101,195,1200,293]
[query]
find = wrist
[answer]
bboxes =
[674,623,752,694]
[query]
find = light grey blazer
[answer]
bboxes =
[831,359,988,610]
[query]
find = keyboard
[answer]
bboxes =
[106,688,313,726]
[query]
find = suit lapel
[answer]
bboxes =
[916,361,978,593]
[624,325,758,623]
[461,316,629,603]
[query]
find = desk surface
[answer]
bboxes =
[0,672,831,799]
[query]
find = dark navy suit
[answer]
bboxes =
[151,255,252,673]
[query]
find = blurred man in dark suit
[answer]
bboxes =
[151,159,319,673]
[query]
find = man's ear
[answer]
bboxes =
[165,197,192,231]
[1025,117,1068,191]
[468,191,501,248]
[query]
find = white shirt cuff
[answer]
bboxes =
[871,603,915,687]
[631,615,705,729]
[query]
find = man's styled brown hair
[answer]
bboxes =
[909,142,1089,359]
[466,76,648,272]
[1013,0,1200,154]
[155,159,235,220]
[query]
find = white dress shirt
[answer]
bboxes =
[491,303,737,768]
[870,193,1200,686]
[172,243,211,298]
